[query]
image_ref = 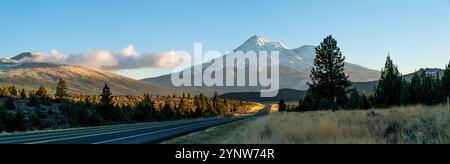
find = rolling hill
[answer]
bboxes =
[0,54,176,96]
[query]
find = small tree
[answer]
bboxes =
[101,84,112,105]
[98,84,114,122]
[347,88,362,110]
[36,84,49,98]
[278,99,287,112]
[20,89,28,99]
[55,78,68,99]
[9,85,19,97]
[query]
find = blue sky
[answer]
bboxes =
[1,0,450,79]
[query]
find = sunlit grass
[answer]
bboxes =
[165,105,450,144]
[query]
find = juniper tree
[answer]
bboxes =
[308,35,351,110]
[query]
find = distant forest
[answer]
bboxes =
[0,80,255,133]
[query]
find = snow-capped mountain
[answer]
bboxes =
[143,35,381,93]
[233,35,315,71]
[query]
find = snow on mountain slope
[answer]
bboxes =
[143,35,381,93]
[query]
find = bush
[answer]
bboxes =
[4,97,16,110]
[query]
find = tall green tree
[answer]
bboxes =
[308,35,351,110]
[374,55,403,107]
[55,78,68,99]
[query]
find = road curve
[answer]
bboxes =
[0,105,269,144]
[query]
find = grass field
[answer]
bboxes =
[165,105,450,144]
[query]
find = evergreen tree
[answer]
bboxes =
[308,35,351,110]
[374,55,403,107]
[134,94,153,121]
[36,84,49,98]
[347,88,362,110]
[55,78,68,99]
[9,85,19,97]
[278,99,287,112]
[360,94,370,110]
[98,84,115,122]
[20,89,28,99]
[101,84,112,105]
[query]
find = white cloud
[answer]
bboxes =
[17,44,192,70]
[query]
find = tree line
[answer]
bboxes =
[278,35,450,112]
[0,80,252,132]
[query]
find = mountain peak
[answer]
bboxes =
[236,35,289,51]
[247,34,269,46]
[11,52,44,61]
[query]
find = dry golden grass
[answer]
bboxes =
[165,105,450,144]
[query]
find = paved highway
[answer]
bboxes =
[0,105,269,144]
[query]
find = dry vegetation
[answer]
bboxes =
[166,105,450,144]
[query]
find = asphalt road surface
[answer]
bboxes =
[0,105,269,144]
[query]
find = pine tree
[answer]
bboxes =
[278,99,287,112]
[98,84,114,122]
[101,84,112,105]
[9,85,19,97]
[374,55,403,107]
[55,78,68,99]
[360,94,370,110]
[134,94,153,121]
[308,35,351,110]
[443,60,450,99]
[36,84,49,98]
[20,89,28,99]
[347,88,362,110]
[407,72,422,105]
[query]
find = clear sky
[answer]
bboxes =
[1,0,450,79]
